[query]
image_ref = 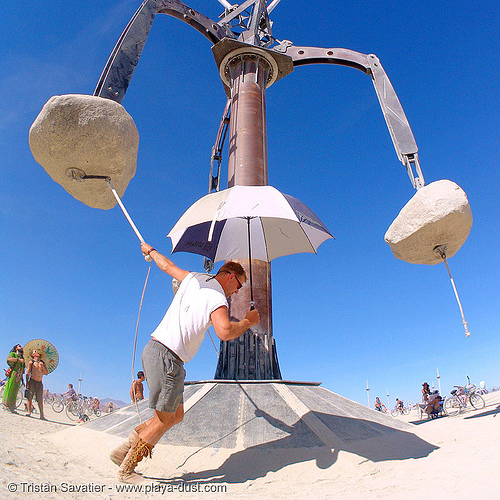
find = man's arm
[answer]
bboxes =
[41,361,48,376]
[26,360,33,377]
[210,306,260,341]
[141,243,189,282]
[130,381,136,401]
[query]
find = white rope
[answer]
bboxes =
[131,261,153,422]
[434,246,470,337]
[442,257,470,337]
[208,331,220,356]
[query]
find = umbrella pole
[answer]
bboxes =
[246,217,255,308]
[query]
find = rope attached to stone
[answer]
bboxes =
[435,245,471,337]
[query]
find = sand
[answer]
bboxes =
[1,392,499,499]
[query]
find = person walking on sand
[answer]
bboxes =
[109,243,260,483]
[130,371,145,403]
[26,350,49,419]
[2,345,25,413]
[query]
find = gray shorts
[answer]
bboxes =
[141,339,185,413]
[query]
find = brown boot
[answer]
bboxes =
[109,430,139,466]
[116,436,153,483]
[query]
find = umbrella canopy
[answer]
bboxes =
[168,185,333,263]
[23,339,59,374]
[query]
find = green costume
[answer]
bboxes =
[2,351,24,411]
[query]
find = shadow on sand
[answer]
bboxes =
[146,408,438,484]
[464,404,500,420]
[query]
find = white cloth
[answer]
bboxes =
[151,273,228,362]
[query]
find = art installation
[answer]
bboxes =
[29,0,473,393]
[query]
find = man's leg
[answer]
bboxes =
[114,339,184,477]
[109,418,156,466]
[139,405,184,446]
[116,404,183,483]
[26,396,33,416]
[37,385,45,419]
[26,384,33,416]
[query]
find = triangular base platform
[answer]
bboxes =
[85,381,436,460]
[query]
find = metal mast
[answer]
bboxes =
[92,0,425,380]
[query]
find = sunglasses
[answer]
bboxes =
[234,274,243,290]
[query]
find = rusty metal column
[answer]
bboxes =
[214,53,281,380]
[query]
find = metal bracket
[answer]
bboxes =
[403,153,425,190]
[212,38,293,97]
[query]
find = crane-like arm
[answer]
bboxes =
[94,0,228,103]
[282,44,424,188]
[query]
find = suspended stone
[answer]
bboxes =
[385,180,472,265]
[29,94,139,209]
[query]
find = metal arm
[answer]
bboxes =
[283,45,424,189]
[94,0,228,103]
[209,98,231,193]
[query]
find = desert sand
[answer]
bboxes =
[1,392,499,499]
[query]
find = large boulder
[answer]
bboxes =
[29,94,139,209]
[385,180,472,265]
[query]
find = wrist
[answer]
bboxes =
[146,248,156,256]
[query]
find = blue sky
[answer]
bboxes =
[1,0,499,408]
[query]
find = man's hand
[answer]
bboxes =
[141,242,154,257]
[245,307,260,326]
[139,242,189,282]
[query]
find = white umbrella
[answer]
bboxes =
[168,185,333,302]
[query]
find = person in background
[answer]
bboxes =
[2,345,25,413]
[130,371,146,403]
[62,383,77,402]
[375,397,386,412]
[26,350,48,419]
[422,382,431,402]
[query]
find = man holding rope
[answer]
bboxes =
[110,243,260,483]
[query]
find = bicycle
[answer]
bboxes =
[65,396,85,421]
[444,377,486,417]
[0,383,24,410]
[391,405,410,417]
[51,395,66,413]
[89,404,101,417]
[43,391,56,405]
[66,395,93,421]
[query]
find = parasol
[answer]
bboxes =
[23,339,59,374]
